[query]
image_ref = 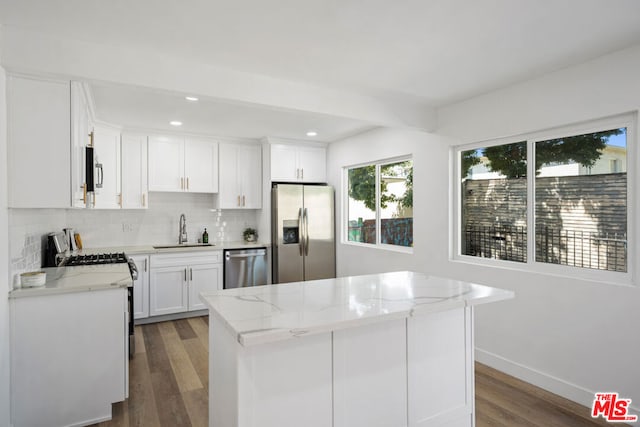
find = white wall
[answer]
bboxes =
[328,126,454,278]
[328,43,640,415]
[0,63,11,426]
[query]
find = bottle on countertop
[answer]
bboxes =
[202,228,209,244]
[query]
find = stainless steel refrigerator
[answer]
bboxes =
[272,184,336,284]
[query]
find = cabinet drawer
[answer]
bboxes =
[151,251,222,267]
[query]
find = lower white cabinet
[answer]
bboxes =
[149,251,222,316]
[11,288,128,427]
[131,255,150,319]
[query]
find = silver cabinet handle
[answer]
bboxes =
[296,168,300,179]
[190,268,193,281]
[242,195,246,207]
[301,168,304,180]
[144,258,147,272]
[187,177,190,190]
[237,195,241,206]
[184,268,187,282]
[181,177,184,189]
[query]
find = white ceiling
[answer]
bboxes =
[88,82,376,141]
[3,0,640,140]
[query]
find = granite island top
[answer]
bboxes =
[200,271,514,347]
[9,264,132,299]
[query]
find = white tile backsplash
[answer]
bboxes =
[9,192,259,285]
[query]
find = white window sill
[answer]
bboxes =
[342,240,414,254]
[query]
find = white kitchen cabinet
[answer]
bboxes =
[188,263,223,311]
[218,143,262,209]
[92,124,122,209]
[270,143,326,183]
[148,135,184,192]
[71,81,92,208]
[185,137,219,193]
[131,255,150,319]
[7,75,72,208]
[121,134,149,209]
[149,265,188,316]
[11,288,128,426]
[148,136,218,193]
[149,251,222,316]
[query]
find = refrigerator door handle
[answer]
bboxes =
[298,207,304,256]
[304,208,310,256]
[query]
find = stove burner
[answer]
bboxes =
[63,252,128,266]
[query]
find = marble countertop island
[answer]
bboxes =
[9,264,133,298]
[200,270,514,346]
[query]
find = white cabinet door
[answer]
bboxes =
[92,125,121,209]
[71,81,90,208]
[121,134,148,209]
[7,75,71,208]
[131,255,150,319]
[239,144,262,209]
[148,136,185,192]
[218,143,262,209]
[297,146,326,183]
[149,266,189,316]
[185,138,218,193]
[11,289,127,427]
[218,143,242,208]
[270,143,326,183]
[188,263,222,311]
[270,144,298,182]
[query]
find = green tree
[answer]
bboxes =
[481,129,622,178]
[461,150,481,178]
[348,161,412,211]
[484,141,527,178]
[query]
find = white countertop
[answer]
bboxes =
[200,271,514,347]
[76,241,268,256]
[9,264,133,299]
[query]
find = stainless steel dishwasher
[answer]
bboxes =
[224,248,268,289]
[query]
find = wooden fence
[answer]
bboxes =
[462,173,627,272]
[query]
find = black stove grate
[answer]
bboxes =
[63,252,128,266]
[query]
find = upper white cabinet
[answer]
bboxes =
[217,143,262,209]
[7,75,72,208]
[71,81,91,208]
[92,124,122,209]
[148,136,218,193]
[270,143,326,183]
[121,134,149,209]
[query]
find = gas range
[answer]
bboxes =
[59,251,137,357]
[61,252,138,280]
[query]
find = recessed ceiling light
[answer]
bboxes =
[306,130,318,137]
[185,96,199,102]
[170,121,183,126]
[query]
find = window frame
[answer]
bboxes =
[343,155,414,253]
[452,113,636,286]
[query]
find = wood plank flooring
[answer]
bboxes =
[95,318,625,427]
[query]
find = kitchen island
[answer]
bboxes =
[200,271,514,427]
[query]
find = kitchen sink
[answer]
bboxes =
[153,243,215,249]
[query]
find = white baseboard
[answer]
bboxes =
[475,348,640,419]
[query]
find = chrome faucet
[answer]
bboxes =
[179,213,188,244]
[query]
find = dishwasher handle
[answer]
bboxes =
[226,250,266,259]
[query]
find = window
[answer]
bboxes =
[457,115,632,276]
[346,158,413,249]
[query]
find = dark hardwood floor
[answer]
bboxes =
[96,318,624,427]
